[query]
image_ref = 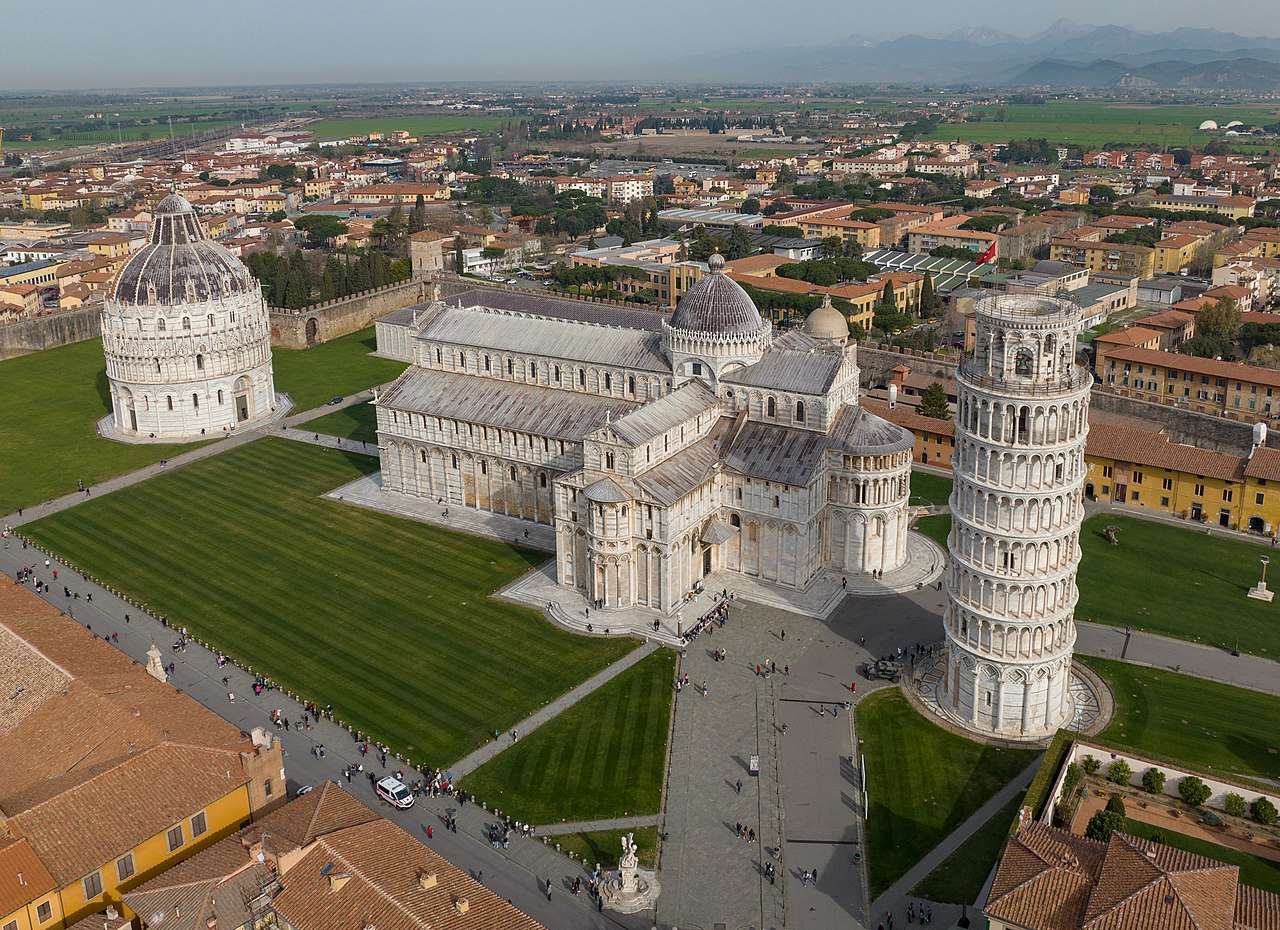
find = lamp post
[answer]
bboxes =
[1248,555,1274,602]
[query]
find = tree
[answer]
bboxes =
[727,225,753,260]
[284,268,310,308]
[1085,809,1125,842]
[1178,776,1212,807]
[409,194,427,233]
[1107,760,1132,786]
[919,382,951,419]
[920,271,935,317]
[454,236,465,274]
[1197,297,1242,353]
[1252,797,1279,825]
[822,235,845,260]
[1089,184,1118,203]
[293,214,349,248]
[1141,768,1166,794]
[741,197,761,215]
[1224,792,1247,817]
[880,279,896,311]
[1082,755,1101,776]
[1062,762,1083,795]
[1105,795,1127,816]
[477,205,495,226]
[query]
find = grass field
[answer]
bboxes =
[1076,514,1280,658]
[308,402,379,445]
[923,101,1280,148]
[272,327,407,412]
[462,649,676,823]
[0,339,197,514]
[305,115,512,141]
[913,514,952,551]
[857,690,1040,899]
[910,470,953,508]
[1080,656,1280,781]
[554,827,659,870]
[1121,818,1280,893]
[911,794,1022,905]
[24,438,636,764]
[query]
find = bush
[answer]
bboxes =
[1062,762,1082,795]
[1085,809,1125,842]
[1224,792,1247,817]
[1107,760,1132,786]
[1082,754,1101,776]
[1204,811,1224,827]
[1105,795,1127,816]
[1150,829,1167,845]
[1252,797,1279,826]
[1179,776,1212,807]
[1142,768,1166,794]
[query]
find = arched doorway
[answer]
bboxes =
[1249,515,1265,534]
[1085,483,1095,500]
[234,376,252,422]
[305,317,319,346]
[121,386,137,432]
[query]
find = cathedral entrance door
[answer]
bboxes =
[702,546,712,577]
[236,394,250,422]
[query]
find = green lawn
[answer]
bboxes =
[24,438,635,765]
[1077,514,1280,658]
[1121,818,1280,894]
[462,649,676,824]
[913,514,952,551]
[272,327,407,413]
[306,115,511,141]
[923,101,1280,148]
[308,402,379,444]
[553,826,659,870]
[911,794,1022,905]
[910,470,953,508]
[857,690,1040,899]
[1080,656,1280,782]
[0,338,197,514]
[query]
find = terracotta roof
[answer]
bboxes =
[1236,885,1280,930]
[862,399,955,436]
[1245,445,1280,483]
[1101,346,1280,390]
[239,781,376,851]
[0,837,57,917]
[270,815,545,930]
[1086,421,1245,482]
[723,254,794,276]
[122,836,272,930]
[1140,310,1195,331]
[1095,326,1161,348]
[986,822,1106,930]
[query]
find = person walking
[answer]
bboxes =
[735,778,742,795]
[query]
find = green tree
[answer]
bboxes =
[477,205,495,226]
[409,194,426,233]
[727,224,752,260]
[1105,795,1127,816]
[1141,768,1166,794]
[293,215,349,248]
[741,197,761,215]
[1082,755,1101,776]
[1252,797,1279,825]
[1107,760,1132,786]
[454,236,465,274]
[1179,776,1212,807]
[284,268,310,308]
[319,256,344,301]
[389,258,411,281]
[270,260,289,307]
[1085,809,1125,842]
[880,279,895,310]
[1197,296,1242,354]
[1090,184,1118,203]
[1224,792,1247,817]
[919,382,951,419]
[920,271,935,316]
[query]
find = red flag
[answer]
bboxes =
[975,240,997,265]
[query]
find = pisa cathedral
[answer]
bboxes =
[101,193,278,440]
[375,255,918,613]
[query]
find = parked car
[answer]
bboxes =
[375,776,414,809]
[327,396,344,406]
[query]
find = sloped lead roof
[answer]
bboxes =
[112,192,257,306]
[668,253,768,336]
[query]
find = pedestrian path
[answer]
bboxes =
[450,641,663,779]
[537,815,661,836]
[869,754,1043,923]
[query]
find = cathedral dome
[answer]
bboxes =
[111,192,258,306]
[669,254,767,337]
[803,294,850,343]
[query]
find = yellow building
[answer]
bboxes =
[302,177,333,199]
[1152,234,1202,274]
[87,233,133,260]
[1051,240,1155,278]
[797,216,882,249]
[0,260,62,289]
[1096,344,1280,418]
[1150,193,1256,219]
[0,582,285,930]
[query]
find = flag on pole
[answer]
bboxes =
[975,240,998,265]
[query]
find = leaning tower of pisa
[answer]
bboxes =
[942,293,1092,740]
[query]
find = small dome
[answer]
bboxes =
[585,477,630,503]
[803,294,849,342]
[668,253,767,337]
[1198,119,1218,130]
[111,192,257,306]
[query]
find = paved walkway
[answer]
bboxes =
[1076,622,1280,696]
[451,641,662,778]
[0,542,649,930]
[868,755,1043,927]
[538,816,662,837]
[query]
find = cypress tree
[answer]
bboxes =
[921,271,935,316]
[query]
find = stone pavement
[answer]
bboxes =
[450,641,662,778]
[538,816,662,836]
[0,540,650,930]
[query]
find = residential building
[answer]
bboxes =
[830,155,909,177]
[1149,192,1256,219]
[1137,309,1196,351]
[910,158,980,179]
[906,223,999,258]
[0,581,285,930]
[1049,239,1156,278]
[1097,344,1280,418]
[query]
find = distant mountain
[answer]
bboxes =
[1007,56,1280,91]
[656,23,1280,87]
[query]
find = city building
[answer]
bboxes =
[942,293,1092,739]
[100,193,279,440]
[375,258,918,613]
[0,581,284,930]
[1096,344,1280,418]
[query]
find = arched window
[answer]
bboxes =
[530,361,537,378]
[157,317,166,332]
[540,472,548,488]
[795,400,806,423]
[229,311,236,323]
[436,347,443,364]
[767,396,776,417]
[730,513,741,527]
[507,358,514,375]
[736,487,743,500]
[182,317,191,330]
[480,461,488,476]
[166,395,174,411]
[421,450,427,463]
[217,389,224,404]
[137,318,143,331]
[605,372,613,391]
[196,353,204,371]
[1015,348,1034,376]
[510,466,517,480]
[192,393,199,409]
[628,376,635,394]
[154,357,162,373]
[554,365,561,381]
[484,355,491,371]
[606,452,615,470]
[207,313,215,327]
[451,454,458,469]
[578,368,586,386]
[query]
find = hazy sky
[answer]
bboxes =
[6,0,1278,90]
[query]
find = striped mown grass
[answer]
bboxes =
[25,437,636,766]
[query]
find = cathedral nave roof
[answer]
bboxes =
[379,367,639,440]
[720,419,830,487]
[722,344,847,395]
[450,287,667,332]
[607,380,719,447]
[420,306,669,373]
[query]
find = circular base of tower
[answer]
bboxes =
[913,654,1111,745]
[96,393,294,445]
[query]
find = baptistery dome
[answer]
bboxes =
[112,193,257,306]
[668,253,768,336]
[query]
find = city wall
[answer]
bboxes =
[269,279,431,349]
[0,305,102,360]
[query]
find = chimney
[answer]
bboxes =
[418,871,438,890]
[1016,805,1031,834]
[455,897,470,915]
[328,872,351,893]
[206,917,217,929]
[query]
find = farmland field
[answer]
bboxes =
[305,115,513,141]
[924,101,1280,148]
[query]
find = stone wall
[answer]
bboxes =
[0,304,102,360]
[857,342,960,386]
[269,279,431,349]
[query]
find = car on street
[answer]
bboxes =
[375,775,414,809]
[327,396,343,406]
